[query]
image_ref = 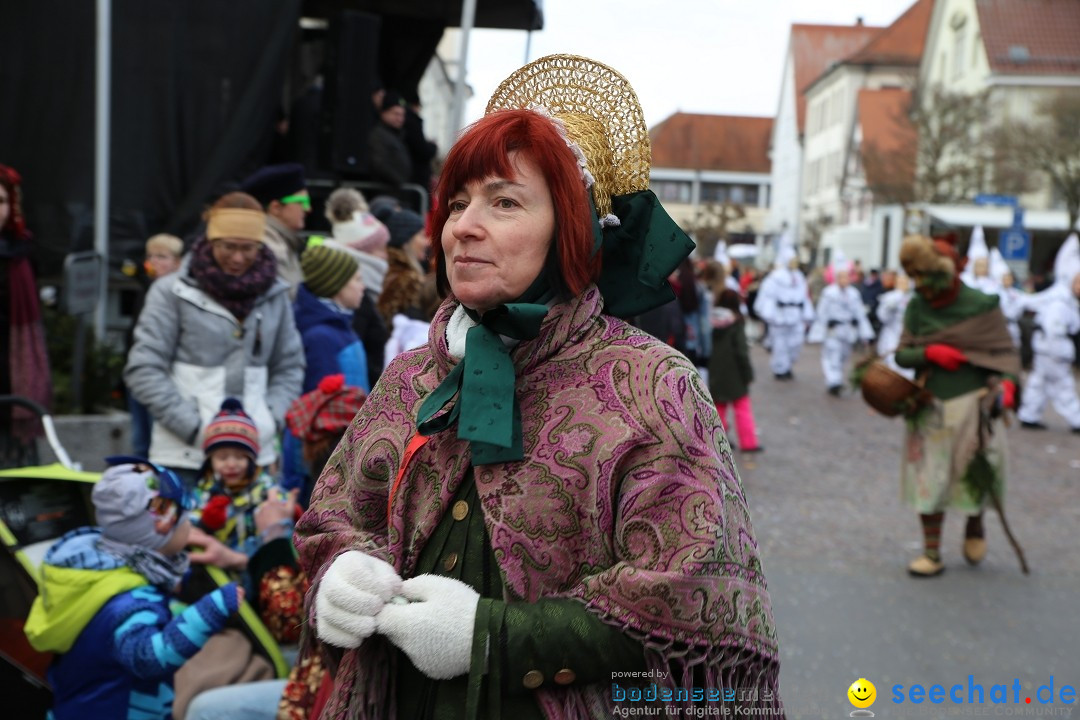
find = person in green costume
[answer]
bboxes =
[895,233,1020,577]
[295,56,782,719]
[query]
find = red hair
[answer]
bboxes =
[0,164,30,241]
[429,110,600,299]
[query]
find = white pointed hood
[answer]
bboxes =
[989,247,1010,283]
[966,226,989,261]
[1053,233,1079,289]
[713,240,730,266]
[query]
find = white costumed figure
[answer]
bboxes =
[990,248,1025,347]
[875,273,915,379]
[960,226,1002,296]
[809,255,874,395]
[1016,233,1080,432]
[753,241,814,379]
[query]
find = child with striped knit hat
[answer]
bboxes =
[187,398,295,568]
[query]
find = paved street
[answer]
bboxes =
[733,334,1080,719]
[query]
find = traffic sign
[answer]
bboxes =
[62,251,103,315]
[999,229,1031,261]
[974,193,1018,207]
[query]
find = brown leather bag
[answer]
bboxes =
[173,628,275,719]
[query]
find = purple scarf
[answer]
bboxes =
[188,238,277,320]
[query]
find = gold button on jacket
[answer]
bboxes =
[522,670,544,689]
[452,500,469,521]
[553,668,576,685]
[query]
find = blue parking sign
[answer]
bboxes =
[999,229,1031,260]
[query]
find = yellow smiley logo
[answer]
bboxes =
[848,678,877,709]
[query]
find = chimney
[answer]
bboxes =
[855,16,864,26]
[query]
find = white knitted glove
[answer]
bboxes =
[376,574,480,679]
[316,551,403,649]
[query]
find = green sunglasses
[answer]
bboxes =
[279,192,311,211]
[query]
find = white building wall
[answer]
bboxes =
[805,64,919,263]
[768,53,802,242]
[924,0,985,94]
[802,69,859,238]
[919,0,1079,213]
[651,167,772,237]
[419,30,462,159]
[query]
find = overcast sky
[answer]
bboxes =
[463,0,919,128]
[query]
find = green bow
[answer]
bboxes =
[597,190,696,317]
[416,286,550,465]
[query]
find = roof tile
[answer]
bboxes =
[846,0,934,66]
[857,88,917,191]
[650,113,773,173]
[976,0,1080,76]
[791,23,882,133]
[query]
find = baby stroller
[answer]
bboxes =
[0,396,290,717]
[0,395,94,716]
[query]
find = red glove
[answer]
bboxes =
[200,494,231,532]
[1000,379,1016,410]
[924,344,968,371]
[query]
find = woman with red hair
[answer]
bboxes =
[296,56,781,719]
[0,164,51,467]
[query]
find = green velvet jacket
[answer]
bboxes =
[896,285,1016,399]
[394,467,645,719]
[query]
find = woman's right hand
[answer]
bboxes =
[316,550,403,649]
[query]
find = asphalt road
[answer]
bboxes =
[732,335,1080,720]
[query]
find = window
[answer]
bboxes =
[730,186,745,204]
[652,180,691,204]
[952,29,965,79]
[745,185,759,205]
[701,183,728,203]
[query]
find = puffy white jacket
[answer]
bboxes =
[1030,284,1080,362]
[124,262,304,469]
[753,268,814,326]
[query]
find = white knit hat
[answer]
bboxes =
[333,211,391,255]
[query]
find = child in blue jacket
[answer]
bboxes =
[24,457,242,719]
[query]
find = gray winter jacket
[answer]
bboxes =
[123,260,304,469]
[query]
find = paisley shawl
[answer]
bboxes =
[295,285,782,718]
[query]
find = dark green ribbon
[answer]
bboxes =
[597,189,696,317]
[416,294,549,465]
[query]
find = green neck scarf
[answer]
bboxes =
[415,275,553,465]
[416,188,693,466]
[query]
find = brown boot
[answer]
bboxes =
[907,554,945,577]
[963,514,986,565]
[963,537,987,565]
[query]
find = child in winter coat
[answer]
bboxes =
[188,399,287,574]
[24,457,242,720]
[708,289,762,452]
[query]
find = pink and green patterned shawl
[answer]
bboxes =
[295,285,782,719]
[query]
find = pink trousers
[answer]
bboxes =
[715,395,760,450]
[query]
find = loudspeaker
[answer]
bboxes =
[322,10,381,175]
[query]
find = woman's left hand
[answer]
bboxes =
[376,574,480,680]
